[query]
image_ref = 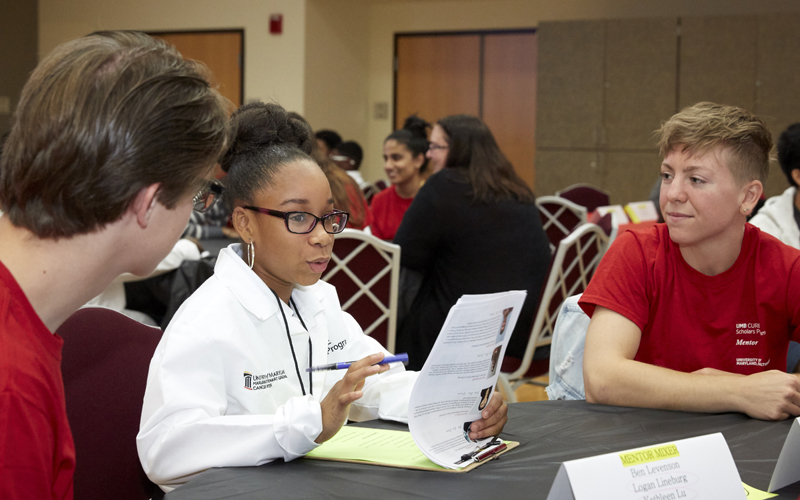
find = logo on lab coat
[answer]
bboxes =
[243,370,288,390]
[328,339,347,354]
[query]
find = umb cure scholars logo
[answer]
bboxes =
[243,371,253,390]
[735,323,765,335]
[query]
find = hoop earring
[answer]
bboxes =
[247,240,255,269]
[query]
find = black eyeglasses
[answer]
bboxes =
[193,180,224,213]
[242,206,349,234]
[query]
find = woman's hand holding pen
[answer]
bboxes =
[315,352,390,444]
[467,392,508,441]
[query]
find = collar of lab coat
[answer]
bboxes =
[214,244,325,329]
[216,245,336,395]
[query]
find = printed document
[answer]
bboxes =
[408,291,526,469]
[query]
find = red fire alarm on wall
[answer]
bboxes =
[270,14,283,35]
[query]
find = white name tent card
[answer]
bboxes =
[769,417,800,492]
[546,433,745,500]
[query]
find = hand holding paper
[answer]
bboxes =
[408,291,526,469]
[468,391,508,441]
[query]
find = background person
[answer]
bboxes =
[331,140,370,189]
[314,129,342,163]
[182,179,237,240]
[0,30,229,499]
[581,102,800,421]
[136,102,510,491]
[291,116,372,230]
[318,159,373,230]
[393,114,551,371]
[371,115,430,240]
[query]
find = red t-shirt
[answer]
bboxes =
[580,223,800,374]
[0,261,75,499]
[369,185,413,240]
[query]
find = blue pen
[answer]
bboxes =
[305,353,409,372]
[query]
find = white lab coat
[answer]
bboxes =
[750,186,800,249]
[137,244,417,491]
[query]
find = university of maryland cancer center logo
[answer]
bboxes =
[243,370,287,390]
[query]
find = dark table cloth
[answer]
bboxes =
[166,400,800,500]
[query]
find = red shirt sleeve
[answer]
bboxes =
[579,230,652,333]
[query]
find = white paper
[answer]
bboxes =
[407,291,527,469]
[596,204,630,223]
[769,417,800,492]
[624,200,659,223]
[546,433,745,500]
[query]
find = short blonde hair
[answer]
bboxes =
[656,102,772,184]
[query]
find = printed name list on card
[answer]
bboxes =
[769,417,800,492]
[546,433,745,500]
[408,291,526,469]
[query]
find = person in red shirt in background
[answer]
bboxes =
[581,102,800,421]
[370,116,430,240]
[0,31,230,499]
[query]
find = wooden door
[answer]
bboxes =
[483,33,538,189]
[395,31,537,189]
[152,31,243,108]
[395,35,480,130]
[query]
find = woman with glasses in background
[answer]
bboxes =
[138,103,510,492]
[394,114,552,371]
[370,115,431,240]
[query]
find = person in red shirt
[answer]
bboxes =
[371,116,430,240]
[581,102,800,421]
[0,31,230,498]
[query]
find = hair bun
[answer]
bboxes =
[220,102,313,173]
[402,115,430,140]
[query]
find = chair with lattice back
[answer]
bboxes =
[363,180,387,205]
[498,222,608,402]
[555,183,611,213]
[321,229,401,352]
[536,195,588,252]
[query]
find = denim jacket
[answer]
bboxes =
[546,294,589,400]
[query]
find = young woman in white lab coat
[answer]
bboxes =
[136,102,511,491]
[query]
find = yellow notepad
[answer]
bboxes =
[304,426,517,473]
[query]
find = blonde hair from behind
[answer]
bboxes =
[656,102,773,184]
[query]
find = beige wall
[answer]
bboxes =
[304,0,370,146]
[33,0,800,183]
[38,0,307,113]
[361,0,800,182]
